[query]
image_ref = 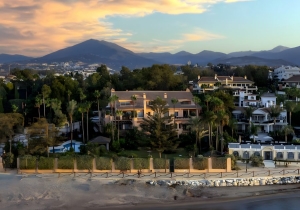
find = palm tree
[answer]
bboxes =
[109,94,119,142]
[192,96,201,116]
[131,95,137,118]
[78,103,86,143]
[171,98,178,123]
[85,101,92,142]
[228,118,238,137]
[203,111,217,148]
[267,105,282,131]
[187,117,208,154]
[94,90,101,126]
[67,100,77,148]
[285,101,299,125]
[249,122,258,142]
[67,90,72,102]
[216,111,229,152]
[204,94,211,111]
[282,125,294,143]
[35,95,43,119]
[79,88,86,102]
[244,106,256,124]
[41,84,51,117]
[116,110,123,142]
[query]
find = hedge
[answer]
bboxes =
[193,157,208,170]
[95,157,112,170]
[38,157,54,170]
[114,157,131,170]
[19,156,36,169]
[76,155,93,170]
[57,156,74,169]
[153,158,169,169]
[212,157,227,169]
[174,158,190,169]
[133,158,149,169]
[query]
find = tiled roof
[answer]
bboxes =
[261,93,276,97]
[198,76,254,83]
[285,75,300,82]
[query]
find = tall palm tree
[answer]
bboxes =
[116,110,123,142]
[250,122,258,142]
[78,103,86,143]
[228,118,238,137]
[94,90,101,126]
[244,106,256,124]
[285,101,299,125]
[267,105,282,131]
[85,101,92,142]
[171,98,178,123]
[67,100,77,148]
[192,96,201,116]
[282,125,294,143]
[187,117,208,154]
[216,111,229,152]
[79,88,86,102]
[109,94,119,142]
[35,95,43,119]
[204,94,211,111]
[203,111,217,148]
[131,95,137,118]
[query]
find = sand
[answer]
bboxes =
[1,173,300,210]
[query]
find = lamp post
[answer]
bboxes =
[245,151,249,172]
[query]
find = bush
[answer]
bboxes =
[133,158,149,169]
[57,156,74,169]
[193,157,208,170]
[19,155,36,169]
[95,157,112,170]
[114,157,131,170]
[250,155,264,167]
[153,158,169,169]
[76,155,93,170]
[38,157,54,170]
[174,158,189,169]
[111,141,121,153]
[212,157,227,169]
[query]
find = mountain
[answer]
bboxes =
[268,45,290,53]
[32,39,160,69]
[251,46,300,65]
[0,54,33,63]
[138,50,226,65]
[213,56,294,67]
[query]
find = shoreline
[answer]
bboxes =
[1,174,300,210]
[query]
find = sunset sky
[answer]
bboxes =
[1,0,300,57]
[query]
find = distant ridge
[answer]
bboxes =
[0,54,33,63]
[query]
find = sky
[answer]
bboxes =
[1,0,300,57]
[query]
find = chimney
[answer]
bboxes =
[226,78,228,85]
[214,74,217,80]
[244,75,247,79]
[230,76,233,80]
[198,75,200,80]
[111,88,115,93]
[164,93,167,99]
[143,93,146,99]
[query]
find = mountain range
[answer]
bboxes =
[1,39,299,69]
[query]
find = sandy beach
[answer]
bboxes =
[1,172,300,210]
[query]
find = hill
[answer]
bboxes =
[0,54,33,63]
[32,39,160,69]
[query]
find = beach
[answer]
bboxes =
[1,173,300,210]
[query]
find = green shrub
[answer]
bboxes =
[76,155,93,170]
[114,157,131,170]
[19,155,36,169]
[133,158,149,169]
[95,157,112,170]
[38,157,54,170]
[57,156,74,169]
[193,157,208,170]
[250,155,264,167]
[212,157,227,169]
[174,158,190,169]
[153,158,169,169]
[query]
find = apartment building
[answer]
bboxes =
[273,65,300,80]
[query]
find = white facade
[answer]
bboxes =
[273,66,300,80]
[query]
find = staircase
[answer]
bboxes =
[263,160,276,168]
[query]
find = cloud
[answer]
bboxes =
[0,0,247,56]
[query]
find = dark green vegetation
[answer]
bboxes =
[0,64,290,168]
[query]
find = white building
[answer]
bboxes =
[273,66,300,81]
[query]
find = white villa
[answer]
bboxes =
[273,65,300,81]
[228,143,300,161]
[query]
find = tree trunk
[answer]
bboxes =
[285,134,287,143]
[86,111,89,142]
[43,95,46,117]
[70,116,73,148]
[216,126,219,152]
[53,145,55,154]
[38,107,40,119]
[97,100,100,130]
[290,111,292,125]
[82,113,85,144]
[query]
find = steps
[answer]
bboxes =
[263,160,276,168]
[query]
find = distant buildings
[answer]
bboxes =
[273,65,300,81]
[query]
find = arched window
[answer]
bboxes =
[277,152,283,159]
[233,151,239,157]
[254,152,260,157]
[243,151,250,159]
[288,152,294,160]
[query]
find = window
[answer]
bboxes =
[137,110,144,118]
[288,152,294,160]
[277,152,283,159]
[180,101,191,105]
[233,151,239,157]
[120,101,131,106]
[174,112,178,117]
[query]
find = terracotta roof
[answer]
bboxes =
[198,76,254,83]
[285,75,300,82]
